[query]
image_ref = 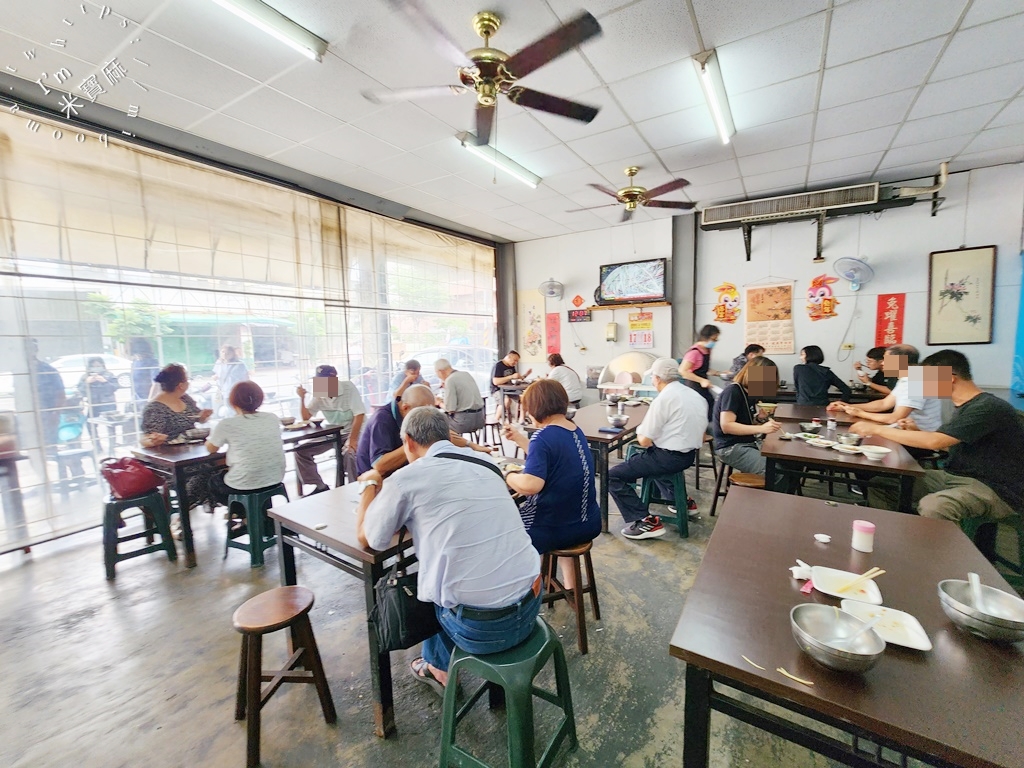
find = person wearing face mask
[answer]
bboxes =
[205,381,286,513]
[678,324,721,418]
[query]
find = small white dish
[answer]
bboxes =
[283,421,309,431]
[831,444,861,455]
[794,432,820,440]
[840,600,932,651]
[859,446,892,461]
[811,566,883,605]
[806,438,837,448]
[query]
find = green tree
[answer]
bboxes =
[83,293,174,352]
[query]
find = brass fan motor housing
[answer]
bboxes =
[458,12,518,107]
[616,169,648,208]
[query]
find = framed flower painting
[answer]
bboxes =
[927,246,996,345]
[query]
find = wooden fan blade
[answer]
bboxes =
[505,12,602,79]
[587,183,620,198]
[644,200,697,209]
[508,87,599,123]
[620,208,634,223]
[475,104,494,146]
[384,0,474,67]
[565,204,620,212]
[644,178,690,198]
[362,85,469,104]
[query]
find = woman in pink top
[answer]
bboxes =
[679,324,721,418]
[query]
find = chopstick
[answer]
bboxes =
[837,567,886,593]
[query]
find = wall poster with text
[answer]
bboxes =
[745,283,795,354]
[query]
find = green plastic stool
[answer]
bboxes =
[624,443,690,538]
[103,490,177,580]
[224,483,289,568]
[440,616,577,768]
[960,516,1024,591]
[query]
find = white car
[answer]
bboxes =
[50,354,134,392]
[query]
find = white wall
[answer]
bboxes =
[695,164,1024,388]
[514,218,674,404]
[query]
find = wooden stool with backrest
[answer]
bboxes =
[541,540,601,654]
[232,585,336,768]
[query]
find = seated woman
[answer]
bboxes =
[793,345,852,406]
[503,379,600,587]
[545,353,583,407]
[205,381,286,518]
[712,356,782,475]
[140,364,214,508]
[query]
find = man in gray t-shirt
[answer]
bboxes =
[435,358,484,435]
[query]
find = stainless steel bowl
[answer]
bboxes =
[799,422,823,434]
[607,414,629,428]
[790,604,886,673]
[938,580,1024,640]
[606,394,625,404]
[279,416,296,426]
[837,433,864,446]
[938,597,1024,643]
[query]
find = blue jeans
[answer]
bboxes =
[422,590,542,671]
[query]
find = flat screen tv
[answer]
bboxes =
[596,258,668,304]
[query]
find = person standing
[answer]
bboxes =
[213,345,249,417]
[610,358,709,541]
[678,325,721,418]
[792,345,851,406]
[436,358,485,435]
[492,350,531,421]
[129,338,160,402]
[77,357,120,445]
[294,364,364,494]
[545,353,583,407]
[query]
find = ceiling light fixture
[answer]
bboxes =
[692,50,735,145]
[457,132,541,188]
[209,0,327,61]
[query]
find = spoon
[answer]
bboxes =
[828,616,881,650]
[968,571,986,613]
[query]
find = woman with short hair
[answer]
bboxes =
[793,345,852,406]
[545,353,583,406]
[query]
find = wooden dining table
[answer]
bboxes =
[671,487,1024,768]
[773,404,857,425]
[268,483,412,739]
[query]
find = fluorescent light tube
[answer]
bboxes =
[693,50,735,145]
[209,0,327,61]
[457,133,541,188]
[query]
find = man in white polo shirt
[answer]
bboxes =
[609,357,709,541]
[827,344,942,432]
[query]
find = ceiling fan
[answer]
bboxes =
[567,167,697,223]
[362,1,603,146]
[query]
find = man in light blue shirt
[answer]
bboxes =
[386,359,425,400]
[357,406,540,694]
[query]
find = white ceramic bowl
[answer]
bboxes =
[859,446,891,461]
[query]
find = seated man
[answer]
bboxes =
[386,359,425,400]
[294,364,364,494]
[829,344,943,432]
[722,344,764,380]
[610,358,709,541]
[356,406,541,692]
[492,350,531,421]
[355,384,436,477]
[851,350,1024,523]
[435,358,485,436]
[854,346,895,395]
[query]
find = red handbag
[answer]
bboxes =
[100,457,162,500]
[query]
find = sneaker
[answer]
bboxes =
[621,516,666,540]
[851,486,864,496]
[668,503,701,520]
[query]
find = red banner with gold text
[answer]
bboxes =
[875,293,905,347]
[546,312,560,354]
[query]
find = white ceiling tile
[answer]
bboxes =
[416,137,492,176]
[811,125,898,164]
[267,145,359,181]
[566,125,650,165]
[961,123,1024,154]
[364,153,449,186]
[488,110,561,157]
[931,13,1024,81]
[718,15,826,94]
[607,60,705,123]
[219,87,340,143]
[807,153,885,184]
[737,144,810,176]
[636,106,717,150]
[267,54,391,125]
[304,124,404,165]
[819,39,944,109]
[730,74,818,127]
[349,102,457,151]
[814,90,916,140]
[949,146,1024,172]
[875,162,950,184]
[676,159,742,186]
[332,169,401,197]
[97,81,213,130]
[384,187,452,217]
[512,144,588,176]
[416,175,490,201]
[731,115,814,157]
[542,167,618,195]
[688,178,746,205]
[892,103,1003,148]
[744,167,807,194]
[190,113,293,157]
[961,2,1024,28]
[0,0,138,67]
[582,0,701,82]
[693,0,829,48]
[910,60,1024,119]
[989,97,1024,128]
[448,187,520,213]
[529,87,628,142]
[826,0,963,67]
[878,134,975,168]
[511,51,602,100]
[658,137,737,173]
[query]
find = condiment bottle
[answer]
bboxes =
[617,401,625,415]
[826,416,837,432]
[852,520,875,553]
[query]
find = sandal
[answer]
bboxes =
[410,657,445,698]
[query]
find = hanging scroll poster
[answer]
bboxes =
[745,283,795,354]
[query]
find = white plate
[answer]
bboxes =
[283,422,309,431]
[806,438,837,448]
[840,600,932,651]
[794,432,820,440]
[810,566,883,605]
[831,444,861,455]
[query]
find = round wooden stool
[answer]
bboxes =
[541,540,600,655]
[232,586,336,768]
[729,472,766,489]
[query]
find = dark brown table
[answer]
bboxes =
[567,401,648,532]
[761,430,924,513]
[716,380,884,405]
[773,404,857,425]
[269,484,411,739]
[133,423,346,567]
[671,487,1024,768]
